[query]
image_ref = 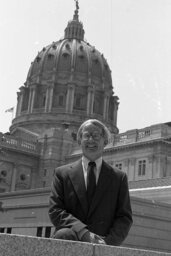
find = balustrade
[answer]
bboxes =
[0,133,39,154]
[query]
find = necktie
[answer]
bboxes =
[87,161,96,207]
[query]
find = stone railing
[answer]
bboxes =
[0,133,39,154]
[113,128,157,146]
[0,234,171,256]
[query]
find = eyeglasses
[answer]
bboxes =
[82,132,103,141]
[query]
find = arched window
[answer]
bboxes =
[74,94,85,110]
[93,96,103,115]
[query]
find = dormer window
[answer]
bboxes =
[52,44,57,49]
[104,63,108,70]
[65,43,70,50]
[94,58,99,64]
[36,56,41,63]
[48,53,54,59]
[62,52,70,58]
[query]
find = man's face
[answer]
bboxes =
[80,123,105,161]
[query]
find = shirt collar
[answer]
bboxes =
[82,156,102,172]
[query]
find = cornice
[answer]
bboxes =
[104,137,171,154]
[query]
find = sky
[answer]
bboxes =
[0,0,171,133]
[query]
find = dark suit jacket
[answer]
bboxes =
[49,159,133,246]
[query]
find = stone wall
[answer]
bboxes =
[0,190,171,253]
[0,233,171,256]
[124,197,171,252]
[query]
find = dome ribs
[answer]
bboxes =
[13,1,119,134]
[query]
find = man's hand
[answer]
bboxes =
[82,231,106,244]
[90,232,106,244]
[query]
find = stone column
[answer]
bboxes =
[10,164,17,192]
[105,95,110,121]
[48,86,54,112]
[16,92,20,117]
[45,83,54,112]
[30,85,36,113]
[66,84,75,113]
[28,89,32,113]
[159,155,167,178]
[113,102,119,126]
[153,154,165,179]
[16,87,24,117]
[87,87,92,115]
[86,87,94,115]
[103,93,109,120]
[28,85,36,113]
[148,155,154,179]
[124,159,130,178]
[45,86,50,112]
[30,167,37,189]
[16,92,22,117]
[129,158,136,181]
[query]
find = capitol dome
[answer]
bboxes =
[11,1,119,134]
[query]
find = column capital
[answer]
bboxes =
[19,86,25,92]
[13,162,20,168]
[88,86,94,93]
[47,84,54,89]
[29,84,37,90]
[104,91,110,97]
[17,91,21,98]
[67,83,75,90]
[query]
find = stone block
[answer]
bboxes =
[95,244,171,256]
[0,233,171,256]
[0,234,93,256]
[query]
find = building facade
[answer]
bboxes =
[0,1,171,250]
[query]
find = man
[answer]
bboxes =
[49,119,133,245]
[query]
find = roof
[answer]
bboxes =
[129,176,171,189]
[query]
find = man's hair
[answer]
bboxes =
[77,119,111,146]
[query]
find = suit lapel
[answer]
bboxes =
[88,160,112,217]
[68,160,89,216]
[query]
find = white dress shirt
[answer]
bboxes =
[82,156,102,188]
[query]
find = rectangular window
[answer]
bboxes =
[138,160,146,176]
[36,227,43,237]
[0,228,5,233]
[6,227,12,234]
[45,226,51,238]
[75,97,81,108]
[115,163,122,170]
